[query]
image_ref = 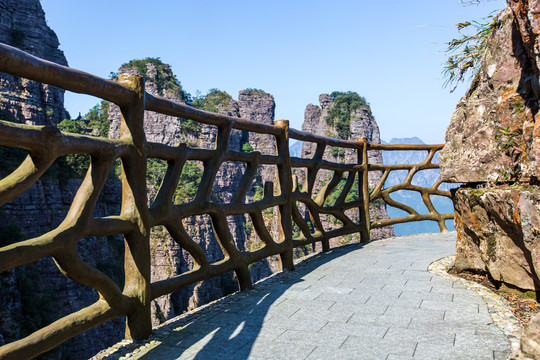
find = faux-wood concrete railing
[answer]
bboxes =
[0,43,453,359]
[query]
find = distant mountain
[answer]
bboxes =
[289,140,302,158]
[381,137,458,236]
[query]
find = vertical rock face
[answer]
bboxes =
[439,4,540,293]
[453,187,540,291]
[300,93,394,242]
[520,312,540,359]
[0,0,67,125]
[440,8,538,183]
[0,178,125,359]
[109,65,278,327]
[108,59,188,146]
[440,6,540,349]
[0,1,124,358]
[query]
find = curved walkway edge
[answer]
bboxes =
[428,255,523,358]
[91,232,515,360]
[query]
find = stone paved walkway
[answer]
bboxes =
[102,233,511,360]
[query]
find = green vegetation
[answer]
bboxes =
[179,119,201,138]
[331,146,345,158]
[174,161,203,203]
[83,100,111,137]
[188,88,236,136]
[191,89,233,113]
[54,119,91,181]
[57,119,85,134]
[243,88,266,95]
[323,175,360,207]
[520,291,537,301]
[145,157,205,203]
[443,13,498,91]
[146,158,167,188]
[120,58,187,99]
[325,91,371,140]
[49,101,112,182]
[242,143,254,153]
[252,185,264,202]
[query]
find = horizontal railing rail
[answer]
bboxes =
[0,42,454,359]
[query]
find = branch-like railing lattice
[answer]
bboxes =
[0,43,454,359]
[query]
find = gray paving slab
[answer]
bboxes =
[101,232,512,360]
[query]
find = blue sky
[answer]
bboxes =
[40,0,505,144]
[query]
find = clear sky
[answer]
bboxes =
[40,0,505,144]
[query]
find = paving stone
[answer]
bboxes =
[237,340,316,360]
[413,342,495,360]
[401,270,433,280]
[384,306,445,321]
[318,320,388,338]
[290,307,354,324]
[402,279,434,292]
[276,329,348,348]
[407,318,477,334]
[315,290,369,303]
[443,308,493,324]
[340,335,417,357]
[347,313,412,328]
[454,332,509,352]
[97,233,513,360]
[420,299,479,312]
[398,290,454,303]
[384,327,455,345]
[452,293,487,304]
[305,347,387,360]
[267,298,334,318]
[262,316,328,332]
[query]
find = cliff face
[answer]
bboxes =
[300,93,395,242]
[0,0,67,125]
[109,63,279,327]
[0,179,125,358]
[440,8,538,183]
[439,6,540,294]
[0,2,124,359]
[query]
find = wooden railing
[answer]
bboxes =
[0,43,453,359]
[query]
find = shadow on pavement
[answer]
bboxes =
[134,244,366,360]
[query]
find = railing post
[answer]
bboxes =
[274,120,294,271]
[358,137,371,243]
[118,74,152,340]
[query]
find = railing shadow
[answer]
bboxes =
[132,244,363,360]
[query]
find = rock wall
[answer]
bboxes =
[0,1,125,358]
[300,93,395,243]
[0,0,67,125]
[439,4,540,352]
[0,178,125,359]
[440,8,538,183]
[108,63,279,327]
[453,186,540,291]
[440,3,540,294]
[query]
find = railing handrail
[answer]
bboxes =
[0,42,453,360]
